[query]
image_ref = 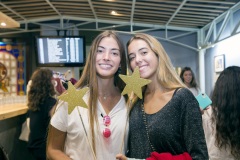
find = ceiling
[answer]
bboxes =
[0,0,239,36]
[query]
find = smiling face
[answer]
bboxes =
[95,36,121,79]
[128,39,159,80]
[183,70,193,84]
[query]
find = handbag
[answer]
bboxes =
[19,117,30,142]
[146,152,192,160]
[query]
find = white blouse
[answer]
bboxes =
[202,107,236,160]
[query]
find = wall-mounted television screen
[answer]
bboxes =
[36,36,85,67]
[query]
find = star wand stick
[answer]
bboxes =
[118,67,151,154]
[58,82,97,160]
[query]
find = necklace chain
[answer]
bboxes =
[99,94,110,100]
[141,102,156,152]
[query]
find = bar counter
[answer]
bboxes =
[0,103,28,120]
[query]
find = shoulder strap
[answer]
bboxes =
[172,87,181,97]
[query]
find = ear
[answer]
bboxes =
[52,80,57,87]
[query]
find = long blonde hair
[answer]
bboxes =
[126,33,185,103]
[74,30,127,153]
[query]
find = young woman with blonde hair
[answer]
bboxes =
[117,33,208,160]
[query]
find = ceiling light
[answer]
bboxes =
[110,11,122,16]
[0,12,20,28]
[111,11,117,15]
[1,22,6,26]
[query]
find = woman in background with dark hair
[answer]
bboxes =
[180,67,200,96]
[202,66,240,159]
[27,68,57,160]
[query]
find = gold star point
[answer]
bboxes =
[119,67,151,99]
[58,81,89,114]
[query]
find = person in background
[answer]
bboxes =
[27,68,57,160]
[47,30,128,160]
[52,77,66,96]
[202,66,240,160]
[26,79,32,96]
[180,67,201,96]
[116,33,208,160]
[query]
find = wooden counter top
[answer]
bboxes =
[0,103,28,120]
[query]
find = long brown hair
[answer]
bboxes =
[74,30,127,153]
[180,66,199,88]
[28,68,55,111]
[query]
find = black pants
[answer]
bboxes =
[28,148,46,160]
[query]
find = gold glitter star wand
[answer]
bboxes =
[58,81,97,160]
[58,81,88,114]
[118,66,152,153]
[119,66,152,100]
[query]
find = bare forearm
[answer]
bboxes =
[47,150,71,160]
[47,125,69,160]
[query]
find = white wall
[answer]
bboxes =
[205,33,240,96]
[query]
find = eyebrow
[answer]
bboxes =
[111,48,120,51]
[138,47,148,51]
[97,46,105,49]
[98,46,120,51]
[128,47,148,55]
